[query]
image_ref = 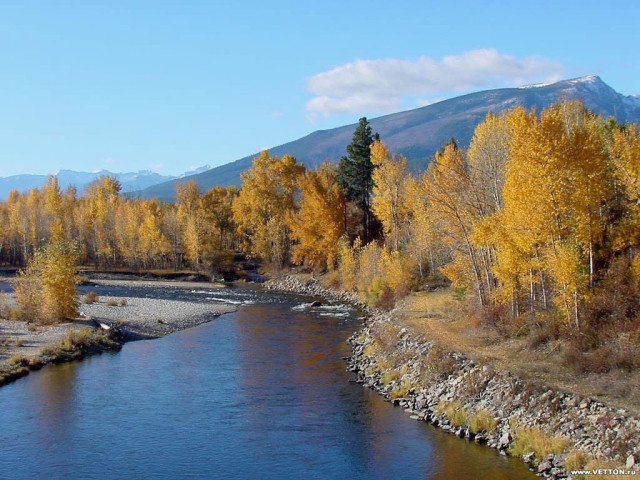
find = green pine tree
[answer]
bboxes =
[337,117,380,242]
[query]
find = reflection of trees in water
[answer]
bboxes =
[25,362,78,451]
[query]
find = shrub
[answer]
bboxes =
[435,399,468,427]
[15,240,79,324]
[39,327,111,357]
[83,291,99,304]
[381,370,399,385]
[105,300,118,307]
[563,340,640,374]
[425,345,457,378]
[6,354,37,366]
[119,299,127,306]
[468,409,497,433]
[564,450,590,473]
[13,337,22,348]
[389,381,412,400]
[508,426,570,461]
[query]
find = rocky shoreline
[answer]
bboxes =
[265,275,640,479]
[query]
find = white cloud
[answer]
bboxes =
[305,112,319,124]
[271,111,284,118]
[305,49,565,116]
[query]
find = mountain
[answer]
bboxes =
[0,166,210,200]
[136,76,640,201]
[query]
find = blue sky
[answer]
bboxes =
[0,0,638,177]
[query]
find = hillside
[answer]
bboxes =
[137,76,640,201]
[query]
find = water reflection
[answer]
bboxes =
[0,286,535,479]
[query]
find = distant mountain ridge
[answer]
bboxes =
[135,75,640,201]
[0,166,210,200]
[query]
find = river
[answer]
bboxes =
[0,283,535,479]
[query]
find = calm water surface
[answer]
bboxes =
[0,284,535,479]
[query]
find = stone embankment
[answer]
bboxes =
[265,275,640,479]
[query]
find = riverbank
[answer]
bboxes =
[0,278,238,386]
[264,274,639,479]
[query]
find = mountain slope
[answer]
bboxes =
[138,76,640,201]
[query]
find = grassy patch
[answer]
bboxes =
[381,370,399,385]
[105,299,118,307]
[508,426,571,461]
[435,399,469,427]
[468,409,498,434]
[39,327,117,358]
[83,291,99,304]
[389,381,412,400]
[409,290,457,318]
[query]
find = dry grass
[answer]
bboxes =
[381,370,399,385]
[389,381,412,400]
[39,327,111,357]
[394,288,640,415]
[564,450,590,472]
[83,291,99,304]
[580,459,638,480]
[566,450,640,480]
[405,290,458,319]
[468,409,498,434]
[508,426,571,461]
[105,299,118,307]
[435,399,469,427]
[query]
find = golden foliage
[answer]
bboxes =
[232,151,305,267]
[15,240,79,324]
[288,163,345,270]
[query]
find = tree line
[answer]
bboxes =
[0,176,238,273]
[2,100,640,340]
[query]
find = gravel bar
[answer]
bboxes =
[79,296,237,340]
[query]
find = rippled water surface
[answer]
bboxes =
[0,283,535,479]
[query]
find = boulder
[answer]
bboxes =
[627,455,636,469]
[522,452,535,464]
[537,460,553,474]
[497,432,512,450]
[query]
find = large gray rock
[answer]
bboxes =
[497,432,512,450]
[627,455,636,469]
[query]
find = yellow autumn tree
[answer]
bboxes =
[287,163,345,271]
[15,240,79,324]
[420,140,488,304]
[232,151,305,267]
[493,102,612,326]
[201,186,238,251]
[83,176,122,266]
[176,181,206,268]
[370,140,413,251]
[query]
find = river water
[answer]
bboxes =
[0,284,534,479]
